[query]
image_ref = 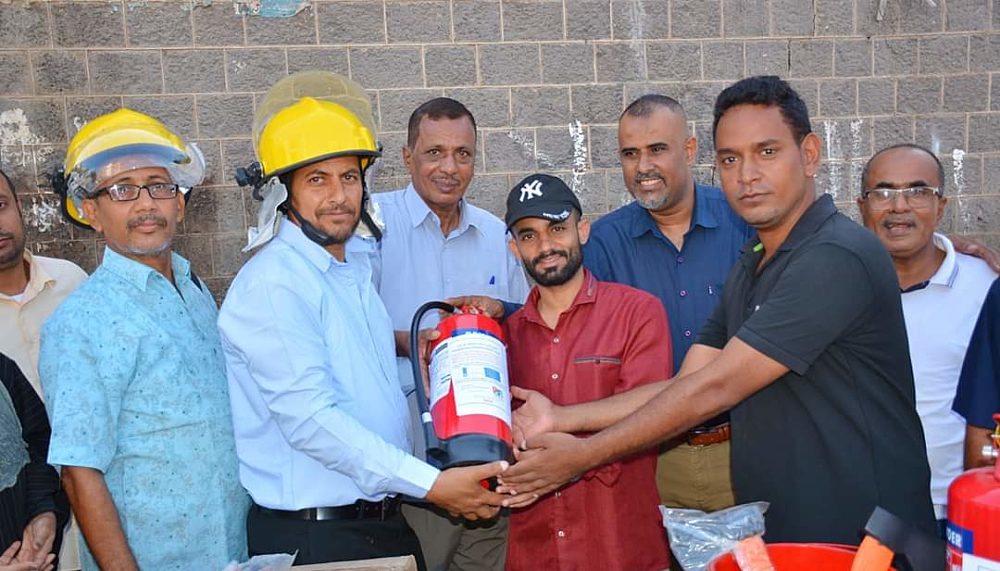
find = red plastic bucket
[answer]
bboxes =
[708,543,898,570]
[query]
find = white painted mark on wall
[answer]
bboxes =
[624,0,647,80]
[822,120,840,160]
[25,196,60,234]
[952,148,970,231]
[506,130,554,169]
[849,119,865,159]
[0,109,42,147]
[568,120,587,194]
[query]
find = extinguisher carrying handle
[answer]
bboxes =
[410,301,458,455]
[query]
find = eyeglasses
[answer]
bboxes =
[92,183,181,202]
[861,186,941,210]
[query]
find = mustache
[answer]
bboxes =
[0,231,13,240]
[317,206,356,217]
[127,213,167,229]
[531,249,569,267]
[882,216,916,227]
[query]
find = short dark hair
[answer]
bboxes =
[0,168,16,202]
[860,143,946,195]
[406,98,477,148]
[713,76,812,146]
[621,94,685,121]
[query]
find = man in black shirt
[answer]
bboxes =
[501,76,935,544]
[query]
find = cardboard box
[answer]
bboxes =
[291,555,418,571]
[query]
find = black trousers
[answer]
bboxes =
[247,504,427,570]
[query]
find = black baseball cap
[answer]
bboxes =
[505,173,583,230]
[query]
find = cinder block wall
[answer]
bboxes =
[1,0,997,296]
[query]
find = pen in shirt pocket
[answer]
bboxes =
[489,275,496,285]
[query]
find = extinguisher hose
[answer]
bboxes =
[410,301,458,454]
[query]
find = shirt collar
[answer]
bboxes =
[100,246,191,291]
[927,232,959,288]
[275,215,342,272]
[403,184,480,237]
[21,250,53,297]
[628,183,718,238]
[522,269,598,327]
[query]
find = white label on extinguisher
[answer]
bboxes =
[428,330,512,426]
[963,554,1000,570]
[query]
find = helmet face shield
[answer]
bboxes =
[69,143,205,199]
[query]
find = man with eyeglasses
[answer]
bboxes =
[858,143,997,535]
[39,109,249,571]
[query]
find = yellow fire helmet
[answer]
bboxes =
[54,108,205,229]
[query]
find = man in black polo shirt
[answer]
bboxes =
[500,75,935,545]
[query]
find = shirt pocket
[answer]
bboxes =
[570,356,624,397]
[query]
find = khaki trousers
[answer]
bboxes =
[401,503,508,571]
[656,440,736,512]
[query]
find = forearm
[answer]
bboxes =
[394,330,410,357]
[62,467,138,571]
[558,381,669,432]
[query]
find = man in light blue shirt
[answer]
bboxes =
[219,76,507,568]
[353,98,528,571]
[40,109,249,571]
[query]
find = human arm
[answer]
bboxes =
[953,279,999,469]
[0,542,53,571]
[964,425,995,469]
[60,468,137,571]
[949,235,1000,273]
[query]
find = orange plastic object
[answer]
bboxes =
[710,544,898,571]
[849,536,894,571]
[732,535,775,571]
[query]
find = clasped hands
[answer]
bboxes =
[0,512,57,571]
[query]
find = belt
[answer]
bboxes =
[254,497,401,522]
[685,422,731,446]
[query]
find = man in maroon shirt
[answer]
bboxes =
[501,174,671,571]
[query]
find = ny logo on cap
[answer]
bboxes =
[519,179,543,202]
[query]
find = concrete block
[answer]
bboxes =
[221,139,255,186]
[682,82,725,123]
[815,0,853,36]
[184,186,247,234]
[855,0,902,37]
[957,195,1000,234]
[484,129,537,172]
[595,43,646,82]
[535,127,578,170]
[722,0,768,37]
[444,88,510,128]
[670,0,721,38]
[0,52,31,96]
[993,76,1000,112]
[605,168,632,210]
[512,86,571,127]
[51,2,125,47]
[425,46,477,87]
[194,4,246,46]
[226,48,287,92]
[857,78,895,115]
[541,43,595,84]
[983,156,1000,194]
[570,84,623,125]
[479,44,540,85]
[196,94,254,138]
[575,171,610,215]
[163,49,226,94]
[370,130,409,179]
[502,0,564,42]
[318,1,385,44]
[452,0,502,42]
[896,76,942,114]
[191,139,223,187]
[969,34,1000,72]
[702,41,744,80]
[692,122,714,166]
[872,116,914,152]
[123,95,197,140]
[770,0,814,36]
[89,50,163,94]
[611,0,668,40]
[21,192,73,243]
[915,116,967,154]
[941,154,981,197]
[32,239,98,274]
[898,0,944,33]
[378,89,444,133]
[172,234,215,283]
[789,40,834,78]
[946,0,991,31]
[745,40,789,76]
[350,47,423,89]
[287,47,350,75]
[785,79,818,118]
[213,232,252,276]
[834,39,872,77]
[65,97,125,138]
[874,38,918,76]
[386,1,450,43]
[588,124,619,169]
[566,0,611,40]
[463,173,510,219]
[246,6,316,45]
[646,42,702,81]
[942,74,989,113]
[125,2,193,47]
[0,3,50,47]
[919,36,969,74]
[968,113,1000,153]
[818,79,857,117]
[0,98,65,143]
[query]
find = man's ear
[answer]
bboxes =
[507,235,519,258]
[175,192,186,224]
[685,136,698,167]
[577,216,591,245]
[402,145,414,175]
[800,132,822,178]
[81,198,102,233]
[935,195,948,226]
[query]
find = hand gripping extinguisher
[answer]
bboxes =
[410,302,514,470]
[946,413,1000,569]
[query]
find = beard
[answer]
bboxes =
[525,244,583,287]
[0,230,25,269]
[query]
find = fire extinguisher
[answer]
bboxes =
[946,413,1000,569]
[409,301,514,470]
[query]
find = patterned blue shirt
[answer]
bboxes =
[40,248,248,571]
[583,184,753,373]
